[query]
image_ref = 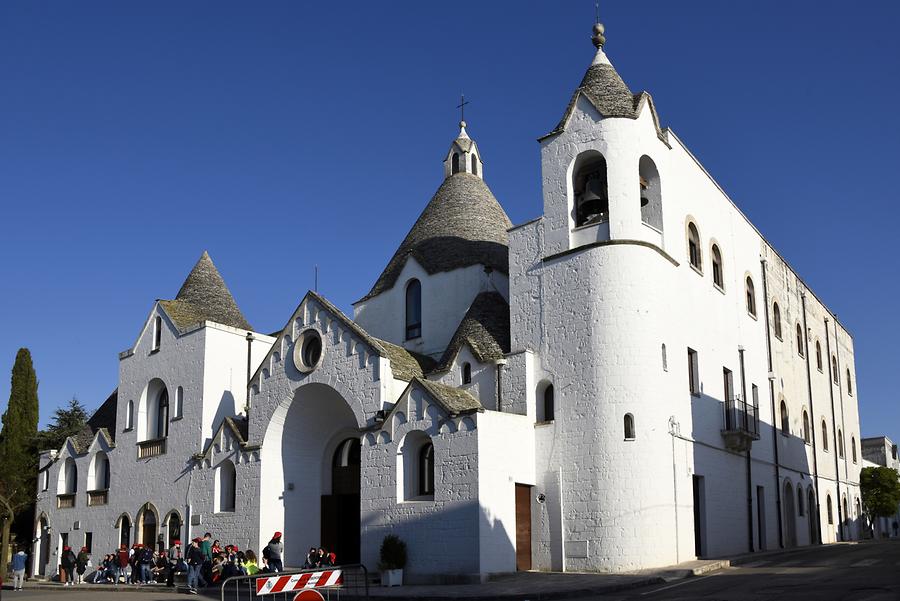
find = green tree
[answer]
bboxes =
[33,397,88,453]
[0,348,40,572]
[860,466,900,537]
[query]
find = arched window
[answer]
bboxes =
[661,343,668,371]
[157,388,169,439]
[842,496,849,525]
[826,495,834,524]
[745,277,757,317]
[772,303,783,339]
[152,315,162,351]
[173,386,183,419]
[624,413,635,440]
[780,400,789,436]
[215,460,236,513]
[418,443,435,496]
[137,504,157,547]
[57,457,77,496]
[117,514,132,549]
[126,399,134,431]
[405,279,422,340]
[573,152,609,227]
[541,383,554,422]
[851,436,857,463]
[451,152,460,174]
[90,452,110,490]
[639,156,662,230]
[837,429,844,458]
[846,369,853,395]
[855,498,861,518]
[816,341,823,371]
[802,410,810,443]
[462,362,472,385]
[711,244,724,289]
[687,223,702,270]
[798,484,805,516]
[831,356,838,384]
[471,154,478,177]
[822,420,829,451]
[796,324,805,357]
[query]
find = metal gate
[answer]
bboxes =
[220,564,370,601]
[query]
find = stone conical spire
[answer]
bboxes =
[167,251,252,331]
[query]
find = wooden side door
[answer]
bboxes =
[515,484,532,571]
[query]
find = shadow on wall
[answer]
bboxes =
[359,501,516,584]
[205,390,237,450]
[688,386,832,559]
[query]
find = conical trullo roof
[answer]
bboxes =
[359,172,512,302]
[159,251,252,332]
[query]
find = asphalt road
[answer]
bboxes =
[591,541,900,601]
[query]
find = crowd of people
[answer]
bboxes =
[19,531,339,594]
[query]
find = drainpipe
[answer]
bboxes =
[738,347,754,553]
[800,293,823,544]
[824,317,842,541]
[833,319,850,540]
[495,358,506,412]
[245,332,255,413]
[760,258,784,549]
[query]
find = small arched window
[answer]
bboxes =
[796,324,805,357]
[831,356,838,384]
[166,512,182,549]
[797,484,805,516]
[822,420,829,451]
[156,388,169,439]
[462,362,472,385]
[543,384,554,422]
[215,460,236,513]
[711,244,724,289]
[802,410,810,443]
[152,315,162,351]
[745,277,756,317]
[624,413,635,440]
[126,399,134,431]
[174,386,183,419]
[816,341,823,371]
[837,429,844,458]
[687,223,702,271]
[91,452,110,490]
[418,443,435,496]
[851,436,857,463]
[826,495,834,524]
[471,154,478,176]
[639,156,662,230]
[846,369,853,395]
[772,303,783,339]
[405,279,422,340]
[451,152,460,174]
[780,400,789,436]
[661,343,668,371]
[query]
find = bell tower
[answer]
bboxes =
[443,120,483,179]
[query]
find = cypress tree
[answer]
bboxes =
[0,348,39,483]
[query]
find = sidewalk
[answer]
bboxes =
[14,542,873,600]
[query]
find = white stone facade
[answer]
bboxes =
[33,23,865,583]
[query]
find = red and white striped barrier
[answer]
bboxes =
[255,570,343,595]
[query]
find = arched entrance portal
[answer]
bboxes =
[260,382,362,566]
[322,438,361,564]
[33,515,50,576]
[783,482,796,547]
[137,504,158,549]
[807,488,817,545]
[118,514,132,549]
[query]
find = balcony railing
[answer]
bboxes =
[87,489,109,506]
[56,493,75,509]
[137,437,166,459]
[722,396,761,452]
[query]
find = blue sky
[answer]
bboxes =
[1,1,898,442]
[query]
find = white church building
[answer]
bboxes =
[33,21,864,582]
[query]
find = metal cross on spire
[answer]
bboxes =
[457,94,470,123]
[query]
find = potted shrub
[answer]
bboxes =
[378,534,407,587]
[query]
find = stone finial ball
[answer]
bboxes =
[593,23,605,35]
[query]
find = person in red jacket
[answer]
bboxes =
[116,544,130,584]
